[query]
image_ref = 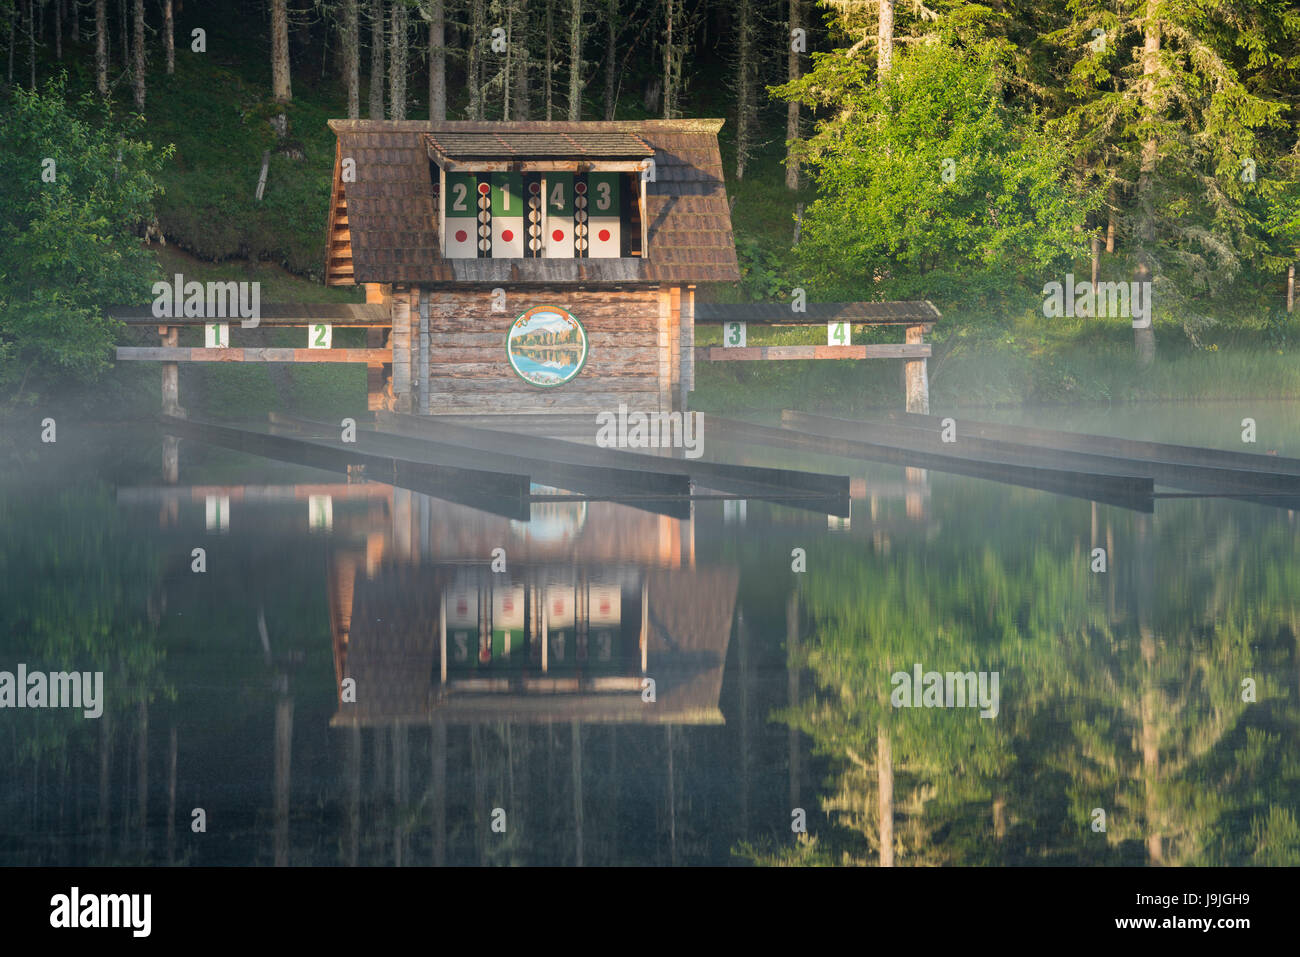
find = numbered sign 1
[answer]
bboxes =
[205,495,230,532]
[308,494,333,531]
[828,320,850,346]
[723,321,747,348]
[204,322,229,349]
[309,323,332,349]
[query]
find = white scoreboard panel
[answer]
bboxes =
[490,172,523,257]
[544,172,575,258]
[586,172,621,257]
[444,171,478,258]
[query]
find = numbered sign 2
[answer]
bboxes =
[308,494,333,531]
[309,323,332,349]
[828,320,850,346]
[723,321,747,348]
[204,322,229,349]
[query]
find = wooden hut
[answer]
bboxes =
[324,119,739,417]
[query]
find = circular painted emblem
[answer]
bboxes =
[506,305,589,388]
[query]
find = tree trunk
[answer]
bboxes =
[1288,263,1295,313]
[567,0,581,120]
[512,0,529,120]
[131,0,144,109]
[784,0,800,189]
[163,0,173,74]
[270,0,291,102]
[368,0,384,119]
[1105,190,1116,252]
[877,0,893,77]
[1133,0,1160,366]
[55,0,62,61]
[428,0,444,121]
[388,0,406,119]
[27,0,35,89]
[341,0,359,118]
[662,0,674,119]
[602,0,616,119]
[94,0,107,94]
[544,0,553,119]
[734,0,754,179]
[877,725,894,867]
[468,0,484,119]
[1091,231,1101,288]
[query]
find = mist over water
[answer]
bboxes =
[2,403,1298,866]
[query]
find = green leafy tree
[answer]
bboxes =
[774,36,1094,313]
[0,78,171,405]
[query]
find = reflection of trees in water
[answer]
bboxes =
[742,495,1300,866]
[0,479,173,864]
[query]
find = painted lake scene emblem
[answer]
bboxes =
[506,305,589,387]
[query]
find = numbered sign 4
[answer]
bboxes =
[827,320,850,347]
[544,173,575,259]
[723,321,747,348]
[204,322,229,349]
[309,323,332,349]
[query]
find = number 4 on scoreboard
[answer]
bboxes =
[828,320,850,346]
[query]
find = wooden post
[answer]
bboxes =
[903,324,929,414]
[878,724,894,867]
[159,325,183,416]
[787,591,800,812]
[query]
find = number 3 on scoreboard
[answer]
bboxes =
[309,323,332,349]
[828,320,849,346]
[724,321,746,348]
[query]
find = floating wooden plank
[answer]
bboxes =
[267,412,693,518]
[117,347,391,363]
[375,411,851,515]
[783,410,1300,502]
[159,416,531,520]
[871,410,1300,477]
[696,344,931,362]
[702,414,1154,512]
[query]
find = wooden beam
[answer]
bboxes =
[110,304,389,324]
[116,347,392,363]
[696,344,931,362]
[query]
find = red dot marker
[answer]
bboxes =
[455,229,468,242]
[598,229,611,242]
[478,182,490,194]
[502,229,514,242]
[552,229,565,242]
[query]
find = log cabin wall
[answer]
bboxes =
[393,284,678,416]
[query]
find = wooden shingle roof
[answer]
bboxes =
[326,120,739,286]
[425,130,654,162]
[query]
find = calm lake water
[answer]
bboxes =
[1,401,1298,866]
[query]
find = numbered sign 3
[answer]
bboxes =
[204,322,229,349]
[309,323,332,349]
[586,171,621,258]
[723,321,747,348]
[444,171,478,258]
[828,320,850,346]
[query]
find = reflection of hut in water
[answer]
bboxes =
[329,562,737,727]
